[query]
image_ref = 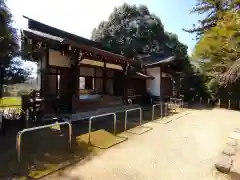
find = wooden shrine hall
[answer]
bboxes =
[22,16,154,114]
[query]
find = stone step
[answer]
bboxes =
[229,131,240,140]
[222,144,237,156]
[215,154,233,174]
[227,138,238,147]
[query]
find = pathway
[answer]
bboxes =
[44,108,240,180]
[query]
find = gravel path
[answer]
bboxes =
[44,108,240,180]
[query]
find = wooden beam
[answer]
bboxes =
[62,39,142,67]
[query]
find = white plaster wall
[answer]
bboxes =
[146,67,161,96]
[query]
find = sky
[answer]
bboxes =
[7,0,201,74]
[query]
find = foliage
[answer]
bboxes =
[91,3,189,61]
[184,0,240,38]
[91,3,208,101]
[4,58,31,84]
[91,3,191,70]
[2,83,33,97]
[0,0,30,88]
[207,78,220,98]
[92,4,167,56]
[194,11,240,84]
[188,0,240,101]
[180,60,209,100]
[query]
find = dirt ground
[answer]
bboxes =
[41,108,240,180]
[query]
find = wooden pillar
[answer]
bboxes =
[42,48,49,98]
[94,68,96,93]
[103,60,106,94]
[124,74,128,104]
[159,67,163,102]
[123,63,130,104]
[74,67,80,96]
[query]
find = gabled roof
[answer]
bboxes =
[136,53,177,67]
[23,28,64,42]
[23,16,117,53]
[22,16,142,67]
[135,72,154,79]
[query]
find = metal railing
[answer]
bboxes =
[124,107,142,131]
[152,103,162,121]
[16,121,72,163]
[169,98,183,111]
[88,112,116,144]
[152,101,184,121]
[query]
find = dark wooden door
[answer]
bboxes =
[161,77,173,99]
[59,68,73,111]
[113,71,124,96]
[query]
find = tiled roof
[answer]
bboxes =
[136,54,177,67]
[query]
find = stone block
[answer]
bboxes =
[215,154,233,174]
[229,132,240,140]
[227,138,238,147]
[222,144,237,156]
[233,128,240,133]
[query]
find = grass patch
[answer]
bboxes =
[0,96,21,108]
[0,127,99,179]
[0,106,177,179]
[77,129,127,149]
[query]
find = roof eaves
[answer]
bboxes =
[22,28,64,42]
[136,72,154,79]
[144,56,176,67]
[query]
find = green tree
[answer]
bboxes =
[91,3,190,66]
[91,3,207,101]
[0,0,30,94]
[91,3,169,56]
[191,10,240,100]
[194,11,240,75]
[184,0,239,38]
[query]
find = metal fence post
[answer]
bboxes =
[161,103,163,118]
[124,107,142,131]
[228,100,231,109]
[88,112,116,145]
[151,105,155,121]
[16,121,72,163]
[88,117,92,144]
[218,99,221,107]
[164,103,167,116]
[152,104,163,121]
[181,99,184,111]
[0,113,2,130]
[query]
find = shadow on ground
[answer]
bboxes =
[229,171,240,180]
[0,106,181,179]
[0,126,97,179]
[186,103,215,110]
